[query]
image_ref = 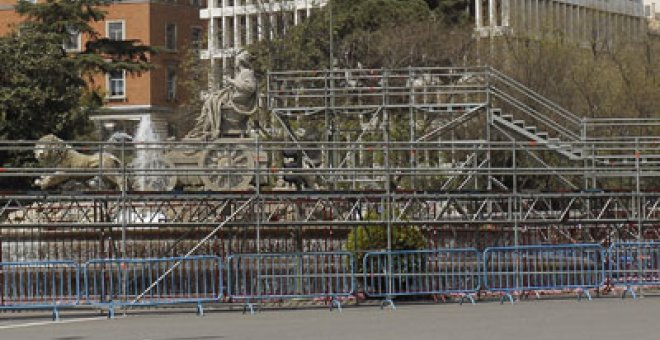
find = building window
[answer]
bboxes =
[191,0,200,6]
[250,16,258,42]
[225,17,234,48]
[166,23,177,50]
[192,26,203,49]
[167,66,176,101]
[63,28,81,51]
[107,21,125,40]
[108,70,126,98]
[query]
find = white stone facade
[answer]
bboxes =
[200,0,327,82]
[644,0,660,32]
[475,0,648,41]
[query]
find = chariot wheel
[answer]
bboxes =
[199,144,254,190]
[132,158,177,191]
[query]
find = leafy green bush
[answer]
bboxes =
[346,211,427,276]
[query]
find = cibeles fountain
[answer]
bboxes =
[33,50,271,193]
[131,115,171,192]
[5,51,280,225]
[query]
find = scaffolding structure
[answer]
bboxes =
[0,66,658,262]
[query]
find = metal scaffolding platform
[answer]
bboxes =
[1,66,658,262]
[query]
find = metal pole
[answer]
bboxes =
[256,133,262,307]
[512,139,517,196]
[328,0,333,70]
[328,1,337,190]
[256,134,261,249]
[409,67,415,190]
[120,139,128,313]
[383,70,393,305]
[121,140,127,259]
[512,139,520,299]
[636,137,641,241]
[485,69,493,220]
[98,142,104,190]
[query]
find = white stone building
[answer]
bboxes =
[200,0,327,81]
[475,0,648,42]
[644,0,660,32]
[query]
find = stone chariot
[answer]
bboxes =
[148,51,268,191]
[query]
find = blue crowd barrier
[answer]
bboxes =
[362,249,480,309]
[483,244,605,303]
[83,256,222,317]
[0,261,80,320]
[608,242,660,299]
[9,242,660,320]
[227,252,354,313]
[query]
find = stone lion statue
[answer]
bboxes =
[33,134,125,190]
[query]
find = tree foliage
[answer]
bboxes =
[248,0,471,73]
[482,33,660,190]
[0,0,156,181]
[15,0,155,80]
[346,210,427,272]
[0,0,156,139]
[0,30,89,141]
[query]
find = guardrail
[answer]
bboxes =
[608,242,660,299]
[83,256,222,317]
[7,242,660,319]
[226,252,354,313]
[0,261,79,320]
[267,66,489,113]
[483,244,605,304]
[362,249,480,309]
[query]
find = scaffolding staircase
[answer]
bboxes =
[490,109,585,161]
[266,66,658,187]
[486,67,660,168]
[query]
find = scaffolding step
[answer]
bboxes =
[572,148,585,156]
[525,126,537,133]
[513,120,526,127]
[536,132,549,139]
[501,114,514,122]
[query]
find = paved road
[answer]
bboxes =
[1,298,659,340]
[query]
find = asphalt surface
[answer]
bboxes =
[1,298,659,340]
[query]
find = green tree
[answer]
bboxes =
[248,0,435,73]
[0,31,86,142]
[0,0,155,187]
[175,44,208,138]
[346,210,427,268]
[15,0,154,78]
[0,0,156,142]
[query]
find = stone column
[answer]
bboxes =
[476,0,483,29]
[489,0,497,27]
[502,0,510,27]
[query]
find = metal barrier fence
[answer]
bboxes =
[83,256,222,317]
[226,252,354,313]
[8,243,660,319]
[0,261,79,320]
[608,242,660,299]
[483,244,605,303]
[362,249,480,309]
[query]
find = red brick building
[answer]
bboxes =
[0,0,205,138]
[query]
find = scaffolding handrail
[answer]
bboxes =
[489,86,581,141]
[486,67,582,125]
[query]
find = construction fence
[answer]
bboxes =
[1,242,660,319]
